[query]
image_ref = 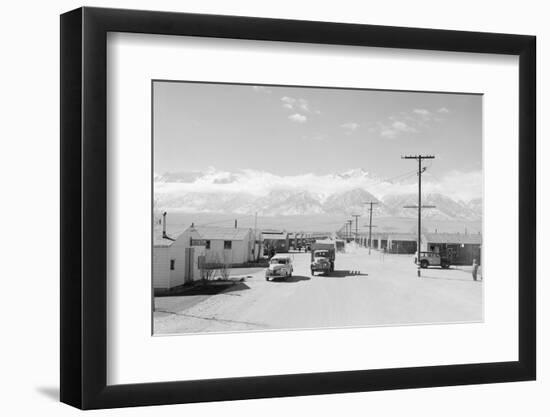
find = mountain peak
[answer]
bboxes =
[336,168,370,179]
[154,168,481,220]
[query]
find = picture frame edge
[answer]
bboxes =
[60,6,537,410]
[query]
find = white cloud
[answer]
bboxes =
[252,86,272,94]
[288,113,307,123]
[377,120,416,139]
[380,129,397,139]
[341,122,360,134]
[281,96,296,106]
[413,108,431,117]
[392,121,416,132]
[375,106,450,139]
[422,169,482,201]
[281,96,319,114]
[155,167,482,202]
[297,99,310,112]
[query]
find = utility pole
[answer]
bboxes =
[401,154,435,276]
[351,214,361,244]
[254,212,258,260]
[364,202,378,255]
[347,220,353,241]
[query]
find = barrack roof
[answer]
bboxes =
[153,232,175,247]
[262,234,288,240]
[192,226,252,240]
[388,233,417,241]
[424,233,482,245]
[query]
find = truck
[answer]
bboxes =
[310,241,336,275]
[262,231,289,255]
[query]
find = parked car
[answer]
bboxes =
[415,251,451,269]
[265,254,293,281]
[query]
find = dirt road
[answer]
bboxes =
[154,247,482,334]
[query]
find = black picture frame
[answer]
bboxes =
[60,6,536,410]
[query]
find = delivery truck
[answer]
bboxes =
[310,241,336,275]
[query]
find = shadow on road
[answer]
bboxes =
[158,282,251,297]
[420,275,481,283]
[317,270,368,278]
[269,275,311,283]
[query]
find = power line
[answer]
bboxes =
[381,169,420,184]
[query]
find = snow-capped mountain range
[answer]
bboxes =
[154,168,482,221]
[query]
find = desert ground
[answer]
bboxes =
[154,245,482,335]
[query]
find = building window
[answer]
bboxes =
[224,240,232,249]
[170,259,175,270]
[205,240,211,249]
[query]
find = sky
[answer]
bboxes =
[153,81,482,199]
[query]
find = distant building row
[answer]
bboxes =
[355,231,482,265]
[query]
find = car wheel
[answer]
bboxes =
[265,276,270,281]
[420,260,429,269]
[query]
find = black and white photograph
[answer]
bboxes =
[152,81,483,335]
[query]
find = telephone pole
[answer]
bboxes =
[364,202,378,254]
[254,212,258,260]
[401,154,435,276]
[347,220,353,241]
[341,222,347,240]
[351,214,361,244]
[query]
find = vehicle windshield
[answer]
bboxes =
[314,251,329,258]
[270,258,287,265]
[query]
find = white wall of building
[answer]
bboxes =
[152,247,171,289]
[203,239,250,265]
[187,228,255,265]
[153,229,209,289]
[170,229,193,286]
[171,246,206,286]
